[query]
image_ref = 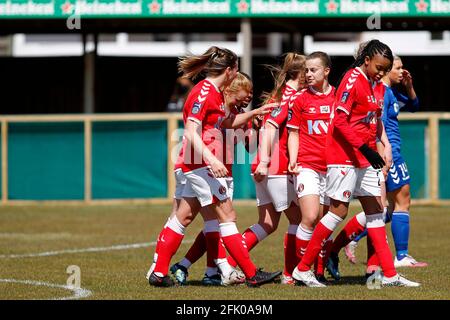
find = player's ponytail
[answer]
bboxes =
[261,52,306,105]
[178,46,238,80]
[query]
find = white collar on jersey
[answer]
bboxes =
[309,84,332,96]
[205,79,221,93]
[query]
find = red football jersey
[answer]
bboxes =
[251,85,297,175]
[287,85,335,173]
[180,79,227,173]
[326,67,381,168]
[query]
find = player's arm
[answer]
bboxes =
[253,121,277,182]
[286,98,302,174]
[221,103,274,129]
[396,69,419,112]
[377,119,392,170]
[287,128,299,174]
[334,88,385,169]
[184,119,228,178]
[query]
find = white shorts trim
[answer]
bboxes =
[295,168,330,206]
[325,166,381,203]
[254,175,298,212]
[182,167,233,207]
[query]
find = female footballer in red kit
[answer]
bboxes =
[291,40,419,288]
[148,46,281,287]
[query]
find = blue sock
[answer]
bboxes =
[354,228,368,243]
[391,211,410,259]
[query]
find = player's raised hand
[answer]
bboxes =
[402,69,413,88]
[252,103,274,117]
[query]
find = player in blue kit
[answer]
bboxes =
[344,56,427,268]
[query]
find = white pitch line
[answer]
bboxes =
[0,239,193,259]
[0,279,93,300]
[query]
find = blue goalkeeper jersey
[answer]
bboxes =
[382,84,419,157]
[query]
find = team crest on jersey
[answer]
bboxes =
[341,91,349,103]
[219,186,227,195]
[343,190,352,199]
[309,107,316,114]
[271,106,282,118]
[192,101,202,114]
[320,106,330,114]
[298,183,305,193]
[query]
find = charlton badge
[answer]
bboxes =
[219,186,227,195]
[343,190,352,199]
[298,183,305,193]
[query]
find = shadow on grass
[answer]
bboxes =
[325,276,367,286]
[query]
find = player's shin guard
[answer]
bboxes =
[366,213,396,278]
[284,224,299,277]
[297,212,343,272]
[220,222,257,279]
[153,216,186,277]
[391,211,410,259]
[331,211,366,254]
[227,224,267,268]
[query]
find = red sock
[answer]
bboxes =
[220,223,257,279]
[331,212,366,254]
[184,230,207,265]
[297,213,342,272]
[284,231,298,276]
[366,214,396,278]
[205,232,227,268]
[366,236,379,267]
[227,227,260,267]
[153,225,184,276]
[315,238,332,276]
[152,226,166,263]
[295,224,313,264]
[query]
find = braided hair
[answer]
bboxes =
[337,40,393,87]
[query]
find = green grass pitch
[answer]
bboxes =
[0,204,449,300]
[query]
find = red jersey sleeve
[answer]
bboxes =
[266,104,288,128]
[286,94,303,130]
[335,72,358,116]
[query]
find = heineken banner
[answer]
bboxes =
[0,0,449,19]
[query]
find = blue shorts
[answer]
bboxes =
[386,155,410,192]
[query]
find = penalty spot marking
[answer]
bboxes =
[0,279,92,300]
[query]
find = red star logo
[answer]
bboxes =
[326,0,339,13]
[61,1,73,15]
[415,0,428,13]
[148,1,161,14]
[237,0,249,13]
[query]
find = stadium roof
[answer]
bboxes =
[1,0,450,34]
